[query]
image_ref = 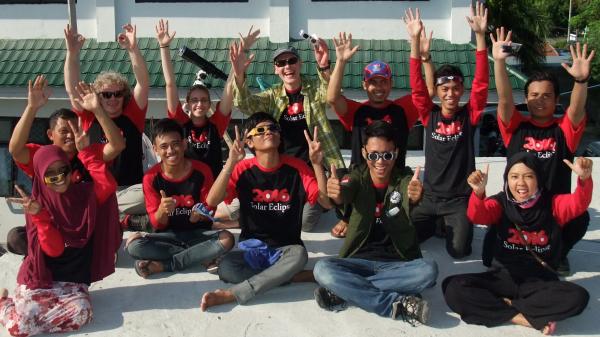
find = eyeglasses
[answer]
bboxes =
[43,166,71,185]
[247,124,281,138]
[435,75,463,86]
[189,98,211,104]
[100,90,125,99]
[274,57,299,68]
[365,151,396,161]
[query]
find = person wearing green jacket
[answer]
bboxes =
[313,121,437,326]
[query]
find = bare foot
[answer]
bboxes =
[511,313,533,329]
[331,220,348,238]
[542,321,556,335]
[0,288,7,299]
[200,289,235,311]
[291,270,315,283]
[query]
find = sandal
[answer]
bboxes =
[134,260,163,278]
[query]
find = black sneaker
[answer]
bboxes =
[122,214,150,232]
[392,295,430,326]
[314,287,346,311]
[557,257,571,277]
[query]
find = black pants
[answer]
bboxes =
[410,195,473,258]
[442,268,589,330]
[482,211,590,266]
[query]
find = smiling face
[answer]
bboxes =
[245,121,281,153]
[507,162,539,203]
[187,87,211,119]
[362,136,398,183]
[47,117,77,156]
[98,83,126,117]
[363,77,392,106]
[274,53,302,90]
[436,81,464,115]
[154,131,186,168]
[44,160,71,193]
[525,80,558,122]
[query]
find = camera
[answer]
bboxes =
[299,29,319,45]
[501,43,522,54]
[193,69,209,87]
[178,46,228,81]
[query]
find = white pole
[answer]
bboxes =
[68,0,77,33]
[567,0,572,44]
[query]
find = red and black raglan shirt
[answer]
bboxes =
[499,109,586,195]
[16,143,105,184]
[410,50,489,198]
[143,160,214,232]
[467,177,592,279]
[279,87,310,163]
[168,102,231,179]
[224,156,319,247]
[75,97,147,186]
[335,95,419,169]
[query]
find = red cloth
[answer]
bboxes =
[168,101,231,137]
[335,95,419,132]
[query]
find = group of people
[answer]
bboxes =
[0,2,596,336]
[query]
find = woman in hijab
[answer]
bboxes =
[0,125,121,337]
[442,152,592,335]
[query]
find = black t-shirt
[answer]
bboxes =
[349,104,409,169]
[279,88,309,163]
[226,156,319,247]
[45,237,94,285]
[183,120,223,179]
[424,106,475,198]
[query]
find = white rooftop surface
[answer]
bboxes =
[1,156,599,337]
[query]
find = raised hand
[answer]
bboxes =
[118,24,137,51]
[419,26,433,60]
[327,164,342,202]
[27,75,51,110]
[67,117,89,152]
[561,43,596,82]
[226,125,246,166]
[73,81,100,114]
[159,190,176,215]
[467,164,489,198]
[466,1,487,35]
[490,27,513,61]
[304,126,323,166]
[155,19,176,48]
[403,8,423,39]
[7,185,41,215]
[407,166,423,204]
[564,157,593,181]
[229,41,255,81]
[333,32,359,63]
[64,23,85,53]
[313,38,330,69]
[239,25,260,50]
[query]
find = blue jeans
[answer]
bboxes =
[313,257,438,317]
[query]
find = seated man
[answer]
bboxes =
[200,112,332,310]
[314,121,438,325]
[126,119,234,278]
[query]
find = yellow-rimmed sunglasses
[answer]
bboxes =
[246,124,281,138]
[43,166,71,185]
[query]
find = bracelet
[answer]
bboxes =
[574,75,590,84]
[318,61,331,71]
[160,45,169,49]
[421,54,432,62]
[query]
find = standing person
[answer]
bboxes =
[125,119,234,278]
[405,3,489,258]
[314,121,437,325]
[7,76,124,255]
[155,19,238,179]
[443,153,592,335]
[64,23,150,227]
[1,132,122,336]
[200,113,332,310]
[325,31,435,238]
[490,27,595,274]
[230,32,344,231]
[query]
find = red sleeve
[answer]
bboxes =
[467,50,490,126]
[77,146,117,204]
[552,177,593,226]
[283,156,319,206]
[167,102,190,125]
[466,191,503,225]
[497,107,524,146]
[393,94,419,128]
[191,160,216,210]
[71,108,96,132]
[122,97,148,133]
[142,165,165,230]
[15,143,41,178]
[409,57,434,126]
[209,102,232,137]
[558,110,587,153]
[335,97,361,131]
[31,209,65,257]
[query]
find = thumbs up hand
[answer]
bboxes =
[407,166,423,204]
[467,164,489,198]
[159,190,176,214]
[327,164,342,204]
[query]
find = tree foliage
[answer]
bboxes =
[570,0,600,82]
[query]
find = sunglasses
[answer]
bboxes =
[365,151,396,161]
[435,75,464,86]
[43,166,71,185]
[247,124,281,138]
[274,57,298,68]
[100,90,125,99]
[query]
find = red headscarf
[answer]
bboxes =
[17,145,121,288]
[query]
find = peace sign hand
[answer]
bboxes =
[564,157,593,181]
[67,117,89,152]
[467,164,489,198]
[304,126,323,166]
[7,185,41,215]
[226,125,246,166]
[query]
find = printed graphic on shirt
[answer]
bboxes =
[189,129,210,149]
[282,99,306,122]
[251,188,292,213]
[374,202,384,225]
[502,228,551,254]
[432,120,463,142]
[522,136,557,159]
[365,114,392,126]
